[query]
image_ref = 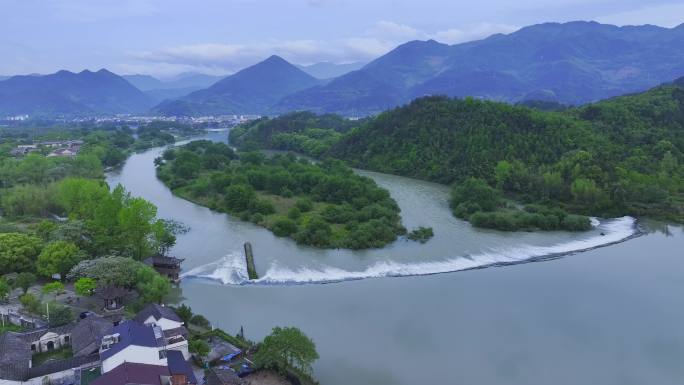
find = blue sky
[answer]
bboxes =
[1,0,683,78]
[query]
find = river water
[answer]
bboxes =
[106,132,684,385]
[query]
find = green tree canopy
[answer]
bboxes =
[74,277,96,297]
[36,241,84,278]
[254,326,319,375]
[0,233,42,273]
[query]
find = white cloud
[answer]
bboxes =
[369,21,425,40]
[122,20,520,76]
[433,23,520,44]
[596,3,684,28]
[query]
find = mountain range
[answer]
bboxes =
[1,20,684,118]
[152,55,322,116]
[276,21,684,115]
[0,69,154,117]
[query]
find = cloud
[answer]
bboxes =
[126,37,394,74]
[596,3,684,28]
[369,21,425,40]
[123,20,519,76]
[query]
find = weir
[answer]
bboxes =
[244,242,258,280]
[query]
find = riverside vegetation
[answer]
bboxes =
[0,121,218,316]
[230,77,684,231]
[155,140,406,249]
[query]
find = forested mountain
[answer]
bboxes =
[153,56,321,116]
[0,69,155,117]
[276,21,684,116]
[233,77,684,222]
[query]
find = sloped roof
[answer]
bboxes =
[167,350,197,384]
[99,321,161,361]
[206,367,244,385]
[91,363,169,385]
[163,326,189,339]
[71,316,115,357]
[0,332,31,364]
[134,304,182,323]
[0,332,31,381]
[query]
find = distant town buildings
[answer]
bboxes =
[10,140,83,158]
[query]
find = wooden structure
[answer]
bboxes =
[96,286,129,312]
[144,255,185,284]
[244,242,258,280]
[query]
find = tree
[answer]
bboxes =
[175,304,193,325]
[254,326,319,375]
[0,233,42,273]
[225,184,256,212]
[118,198,158,260]
[36,241,83,278]
[74,278,97,297]
[45,302,74,327]
[15,272,37,294]
[189,339,210,358]
[68,256,141,288]
[450,178,500,214]
[42,282,65,295]
[20,293,41,314]
[0,278,10,302]
[190,314,211,329]
[135,266,171,304]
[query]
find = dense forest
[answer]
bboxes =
[230,78,684,228]
[156,140,406,249]
[229,111,362,157]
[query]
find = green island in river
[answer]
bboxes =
[155,140,407,249]
[231,77,684,231]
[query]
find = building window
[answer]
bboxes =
[64,336,70,342]
[31,344,36,351]
[159,350,167,359]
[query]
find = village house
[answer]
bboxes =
[0,304,193,385]
[134,304,190,359]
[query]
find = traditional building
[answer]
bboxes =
[144,256,184,284]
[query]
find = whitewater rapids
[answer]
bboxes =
[182,216,639,286]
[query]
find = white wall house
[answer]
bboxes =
[134,304,189,359]
[99,321,168,373]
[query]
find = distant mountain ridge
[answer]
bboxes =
[276,21,684,115]
[153,55,321,116]
[0,69,154,117]
[297,62,366,79]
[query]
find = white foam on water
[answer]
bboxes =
[182,251,249,285]
[184,216,638,286]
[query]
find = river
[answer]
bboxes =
[106,131,684,385]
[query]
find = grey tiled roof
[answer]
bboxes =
[0,332,31,381]
[0,332,31,364]
[71,316,115,357]
[134,304,182,323]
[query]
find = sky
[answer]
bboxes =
[0,0,683,78]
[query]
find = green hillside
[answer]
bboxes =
[232,79,684,225]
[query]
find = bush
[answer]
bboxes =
[294,198,313,212]
[272,218,299,237]
[190,314,211,329]
[407,227,434,243]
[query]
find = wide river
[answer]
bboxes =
[107,131,684,385]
